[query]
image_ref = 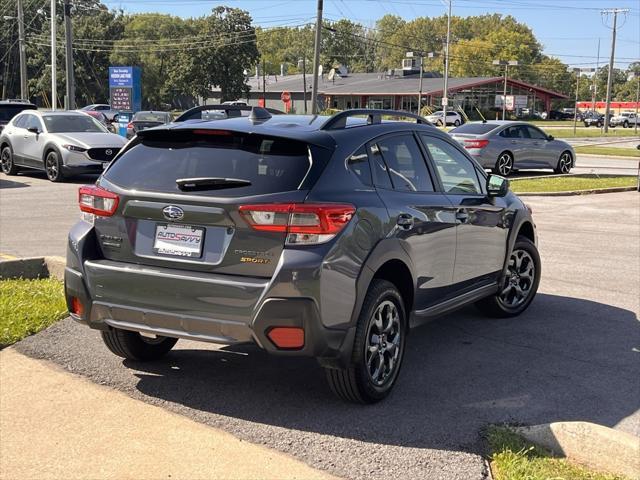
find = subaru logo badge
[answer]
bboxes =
[163,205,184,221]
[105,149,112,156]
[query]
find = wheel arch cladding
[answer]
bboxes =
[518,221,535,244]
[371,259,414,317]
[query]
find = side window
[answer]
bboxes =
[346,146,372,186]
[96,105,109,111]
[368,143,393,189]
[526,126,548,140]
[25,115,43,132]
[420,135,482,195]
[13,114,27,129]
[370,134,434,192]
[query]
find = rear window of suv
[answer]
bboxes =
[0,104,36,122]
[104,130,312,197]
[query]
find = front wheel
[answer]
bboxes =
[1,146,19,175]
[494,152,514,176]
[45,150,65,182]
[101,328,178,361]
[623,121,629,128]
[325,279,407,403]
[475,236,541,318]
[554,151,573,174]
[453,119,460,127]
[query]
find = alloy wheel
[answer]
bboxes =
[45,153,59,180]
[497,153,513,176]
[365,300,402,386]
[558,152,572,174]
[499,249,535,308]
[1,148,11,173]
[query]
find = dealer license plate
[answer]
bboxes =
[153,224,204,258]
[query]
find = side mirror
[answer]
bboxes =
[487,174,509,197]
[27,127,40,134]
[547,135,554,141]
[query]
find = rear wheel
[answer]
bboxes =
[101,328,178,361]
[623,121,629,128]
[325,279,406,403]
[45,150,65,182]
[475,236,540,318]
[1,145,19,175]
[554,151,573,174]
[494,152,514,176]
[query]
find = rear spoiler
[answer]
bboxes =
[174,105,284,122]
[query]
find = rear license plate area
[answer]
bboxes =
[153,223,205,258]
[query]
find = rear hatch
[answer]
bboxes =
[90,128,329,278]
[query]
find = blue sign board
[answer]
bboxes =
[108,66,142,118]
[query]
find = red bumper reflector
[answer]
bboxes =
[267,327,304,349]
[70,297,84,316]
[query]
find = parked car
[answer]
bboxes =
[64,108,540,403]
[79,103,120,122]
[126,111,172,139]
[0,100,36,133]
[610,112,638,128]
[426,110,463,126]
[541,110,573,120]
[80,110,117,134]
[449,120,575,176]
[174,104,284,123]
[0,110,126,182]
[583,111,604,128]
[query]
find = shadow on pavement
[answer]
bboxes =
[8,170,99,185]
[122,292,639,449]
[0,178,30,189]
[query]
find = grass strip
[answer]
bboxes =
[0,278,68,347]
[574,146,640,157]
[510,175,637,193]
[486,426,625,480]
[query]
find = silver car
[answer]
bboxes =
[448,121,575,176]
[0,110,126,182]
[79,103,120,122]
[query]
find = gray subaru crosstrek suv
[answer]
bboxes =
[65,108,540,403]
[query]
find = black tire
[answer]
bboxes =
[44,150,66,182]
[325,279,407,404]
[1,145,19,175]
[554,151,573,174]
[494,151,514,176]
[623,121,629,128]
[101,328,178,361]
[453,119,460,127]
[583,122,589,128]
[475,236,541,318]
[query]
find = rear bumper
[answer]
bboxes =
[64,226,356,364]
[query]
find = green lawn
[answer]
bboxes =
[574,146,640,157]
[510,175,637,193]
[0,278,68,347]
[486,426,624,480]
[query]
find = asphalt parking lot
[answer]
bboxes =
[2,165,639,480]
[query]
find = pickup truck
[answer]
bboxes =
[610,112,638,128]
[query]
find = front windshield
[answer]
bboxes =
[42,115,107,133]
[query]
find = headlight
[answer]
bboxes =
[63,144,87,152]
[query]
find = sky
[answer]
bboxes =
[100,0,639,70]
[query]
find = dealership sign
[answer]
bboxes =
[108,66,142,112]
[495,95,528,111]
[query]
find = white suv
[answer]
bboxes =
[610,112,638,128]
[426,110,463,127]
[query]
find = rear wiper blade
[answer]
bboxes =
[176,177,252,191]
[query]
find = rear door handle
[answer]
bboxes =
[510,140,518,144]
[396,213,414,229]
[455,209,469,223]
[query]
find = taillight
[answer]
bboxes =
[463,139,489,149]
[239,203,355,245]
[78,185,119,217]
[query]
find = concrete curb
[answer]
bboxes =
[513,422,640,479]
[577,153,640,160]
[517,186,638,196]
[0,256,65,281]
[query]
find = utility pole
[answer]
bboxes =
[51,0,57,110]
[573,69,581,135]
[262,58,266,107]
[418,54,423,114]
[63,0,75,109]
[311,0,323,114]
[592,38,600,111]
[442,0,451,123]
[493,60,519,120]
[298,56,307,114]
[601,8,629,133]
[16,0,27,100]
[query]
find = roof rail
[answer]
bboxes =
[174,104,284,122]
[320,109,430,130]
